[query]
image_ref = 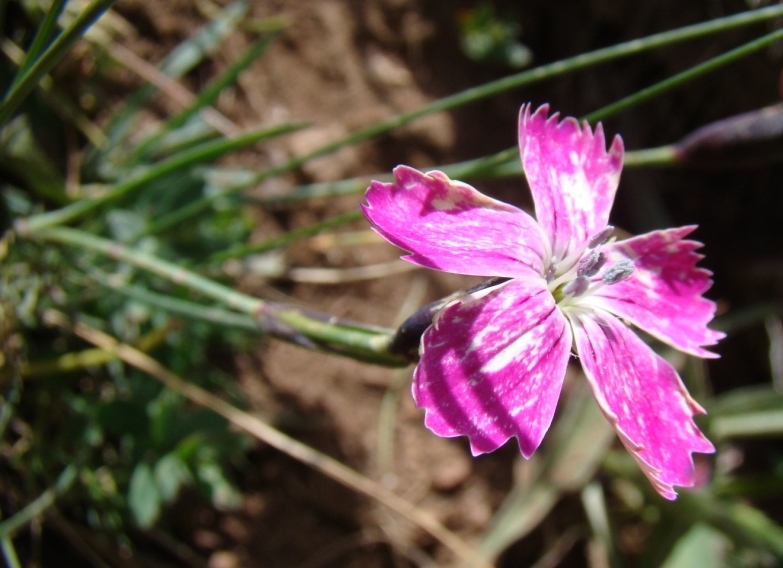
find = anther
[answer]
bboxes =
[601,259,635,285]
[587,226,615,249]
[577,250,607,278]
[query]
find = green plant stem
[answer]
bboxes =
[0,464,79,539]
[0,537,21,568]
[130,33,280,162]
[207,210,364,263]
[21,123,306,233]
[0,0,116,126]
[23,226,404,366]
[92,274,260,331]
[583,26,783,124]
[10,0,68,91]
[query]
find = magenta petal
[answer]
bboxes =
[413,279,572,456]
[519,104,624,260]
[571,311,715,500]
[362,165,546,277]
[589,226,724,358]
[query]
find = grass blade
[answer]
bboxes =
[130,32,280,163]
[9,0,68,91]
[90,0,248,160]
[0,0,116,127]
[23,122,307,233]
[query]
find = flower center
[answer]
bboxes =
[546,226,634,305]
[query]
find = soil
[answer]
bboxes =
[38,0,783,566]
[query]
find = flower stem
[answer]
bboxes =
[21,226,406,366]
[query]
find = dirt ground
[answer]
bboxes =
[66,0,783,566]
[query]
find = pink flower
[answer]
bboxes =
[362,103,723,499]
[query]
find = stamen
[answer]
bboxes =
[587,226,615,249]
[563,275,590,297]
[602,259,635,285]
[545,256,558,282]
[577,250,607,278]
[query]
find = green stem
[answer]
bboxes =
[21,123,306,233]
[0,538,21,568]
[35,227,262,313]
[10,0,69,91]
[87,268,260,330]
[130,33,279,163]
[207,210,364,263]
[24,226,405,366]
[0,464,79,539]
[583,26,783,124]
[0,0,117,126]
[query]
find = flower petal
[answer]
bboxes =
[519,104,624,260]
[413,279,572,456]
[570,310,715,500]
[362,165,546,277]
[588,226,724,358]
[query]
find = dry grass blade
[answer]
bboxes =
[43,311,490,568]
[286,261,419,284]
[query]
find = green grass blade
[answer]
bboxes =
[711,409,783,440]
[0,537,21,568]
[9,0,68,91]
[144,121,221,159]
[88,270,260,331]
[709,385,783,416]
[22,122,306,233]
[0,463,79,539]
[207,210,363,264]
[0,0,116,127]
[583,26,783,124]
[90,0,248,161]
[130,32,280,163]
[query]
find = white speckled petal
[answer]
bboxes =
[519,104,624,260]
[413,279,572,457]
[362,165,546,277]
[570,310,715,500]
[587,226,724,358]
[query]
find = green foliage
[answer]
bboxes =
[0,0,267,550]
[458,3,532,68]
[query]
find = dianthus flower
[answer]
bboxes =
[362,104,723,499]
